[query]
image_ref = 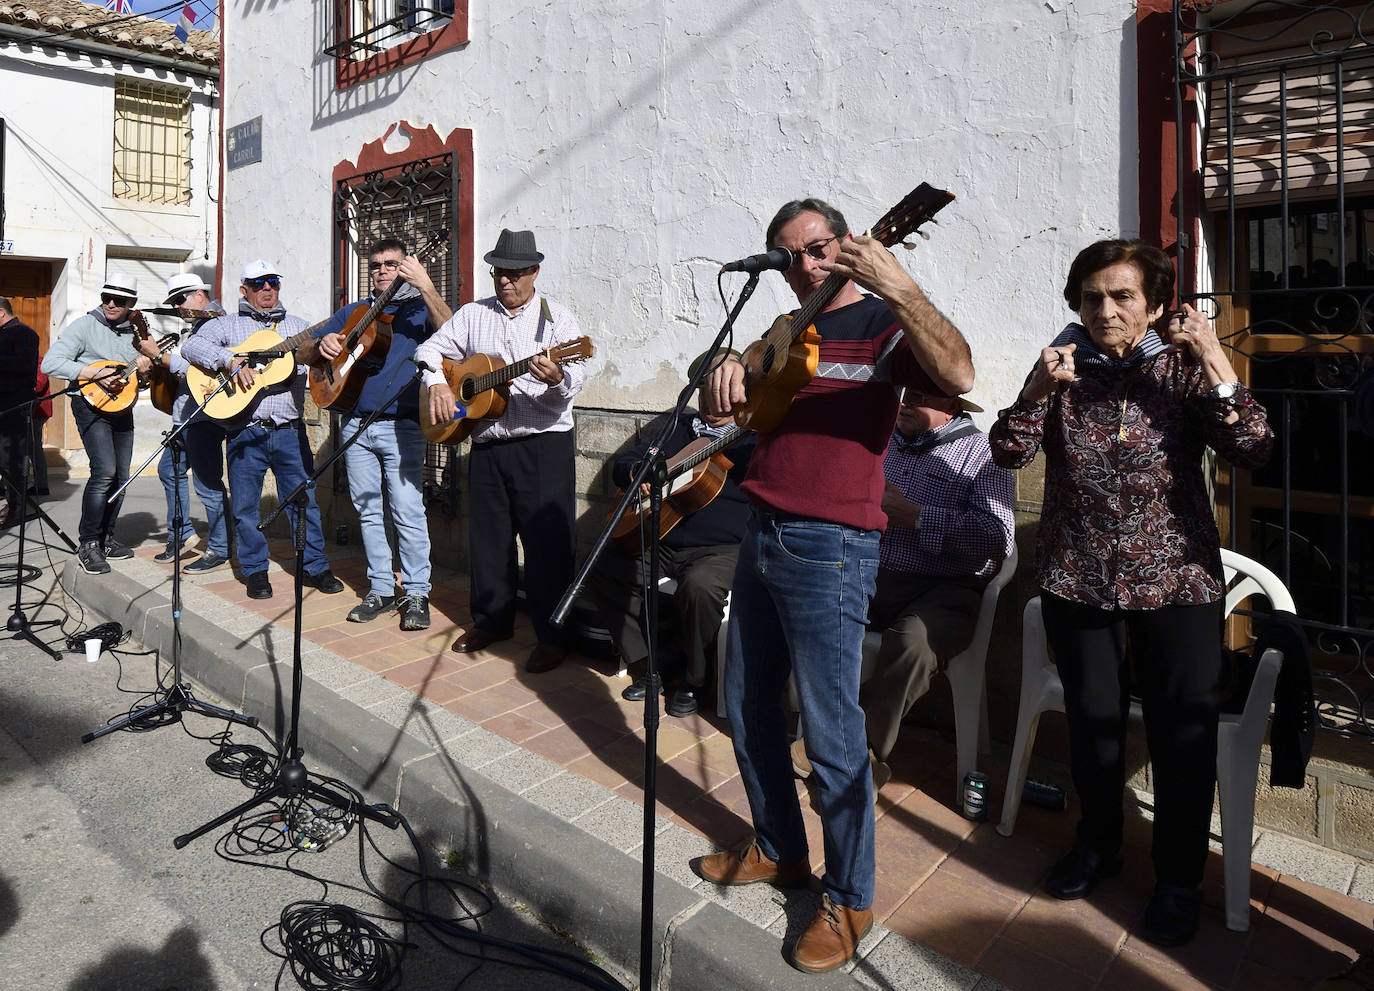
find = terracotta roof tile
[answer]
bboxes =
[0,0,218,67]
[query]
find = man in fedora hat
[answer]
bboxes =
[154,272,234,574]
[42,277,164,574]
[415,228,585,673]
[790,384,1015,783]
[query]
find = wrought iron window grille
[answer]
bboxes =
[325,1,454,60]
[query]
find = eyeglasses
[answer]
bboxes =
[101,294,134,307]
[243,276,281,290]
[168,294,189,307]
[368,260,401,272]
[491,266,536,282]
[784,236,839,266]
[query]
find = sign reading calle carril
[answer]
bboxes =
[227,117,263,171]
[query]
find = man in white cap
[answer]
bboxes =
[154,272,233,574]
[42,278,165,575]
[415,229,584,673]
[181,262,343,599]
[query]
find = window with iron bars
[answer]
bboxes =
[112,77,191,205]
[328,0,455,60]
[332,152,462,517]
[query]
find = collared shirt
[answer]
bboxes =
[413,292,583,442]
[180,310,309,430]
[879,418,1016,579]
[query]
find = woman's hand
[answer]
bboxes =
[1162,303,1224,362]
[1021,343,1077,404]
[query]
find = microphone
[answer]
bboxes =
[408,356,436,374]
[720,246,794,274]
[234,349,288,361]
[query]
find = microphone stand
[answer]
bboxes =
[170,365,420,848]
[84,374,258,742]
[0,382,84,659]
[549,271,762,990]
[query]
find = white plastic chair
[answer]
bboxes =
[790,546,1019,802]
[996,548,1297,933]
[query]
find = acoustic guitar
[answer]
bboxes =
[184,322,323,421]
[732,182,955,433]
[79,312,181,415]
[608,424,748,554]
[418,336,595,445]
[308,229,450,415]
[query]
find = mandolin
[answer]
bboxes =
[308,229,450,415]
[732,182,955,433]
[79,311,181,415]
[418,336,595,445]
[608,424,748,554]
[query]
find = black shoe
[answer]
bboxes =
[397,594,430,631]
[621,673,663,702]
[665,683,702,717]
[1143,884,1203,947]
[102,537,134,560]
[184,551,229,574]
[302,569,345,594]
[246,571,273,599]
[77,541,110,575]
[1044,845,1124,900]
[347,592,397,623]
[154,543,177,563]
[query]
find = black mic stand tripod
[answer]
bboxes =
[0,382,82,659]
[549,271,763,990]
[171,365,423,848]
[83,376,259,742]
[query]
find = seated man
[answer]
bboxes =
[590,350,754,717]
[792,386,1015,783]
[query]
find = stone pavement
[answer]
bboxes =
[14,480,1374,991]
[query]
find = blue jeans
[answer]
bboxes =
[184,418,231,558]
[157,443,197,544]
[723,512,880,910]
[342,417,431,597]
[70,398,133,546]
[225,422,328,577]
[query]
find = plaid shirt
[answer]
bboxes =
[879,418,1016,579]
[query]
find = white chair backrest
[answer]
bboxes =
[1220,548,1297,618]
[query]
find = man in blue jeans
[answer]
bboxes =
[302,236,451,630]
[181,261,344,600]
[695,198,974,973]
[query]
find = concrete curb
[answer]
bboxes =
[64,559,877,991]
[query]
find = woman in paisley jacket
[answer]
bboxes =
[990,239,1272,947]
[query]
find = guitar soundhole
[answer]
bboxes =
[459,381,475,402]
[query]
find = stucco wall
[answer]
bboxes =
[220,0,1141,419]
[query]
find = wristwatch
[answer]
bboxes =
[1210,380,1241,402]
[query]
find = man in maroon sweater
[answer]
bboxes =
[692,198,974,973]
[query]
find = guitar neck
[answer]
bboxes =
[472,353,540,395]
[344,280,405,348]
[669,425,746,476]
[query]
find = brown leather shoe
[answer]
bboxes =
[791,894,873,973]
[451,628,512,653]
[526,643,568,673]
[694,840,812,888]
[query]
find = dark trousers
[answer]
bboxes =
[0,411,29,513]
[71,398,134,546]
[1041,591,1225,888]
[467,431,575,645]
[590,540,738,688]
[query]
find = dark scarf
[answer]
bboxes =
[1049,321,1170,384]
[238,299,287,324]
[892,413,981,455]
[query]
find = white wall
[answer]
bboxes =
[221,0,1141,421]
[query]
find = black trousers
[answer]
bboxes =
[0,410,29,513]
[467,431,576,646]
[1041,591,1225,888]
[590,540,738,689]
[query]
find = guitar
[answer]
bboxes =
[184,322,323,421]
[732,182,955,433]
[308,229,450,415]
[418,336,595,445]
[79,312,181,415]
[608,424,748,554]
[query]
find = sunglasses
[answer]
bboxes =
[369,259,401,273]
[784,236,839,267]
[101,294,134,307]
[168,294,189,307]
[491,266,536,281]
[243,276,281,290]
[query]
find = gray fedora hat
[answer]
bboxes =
[483,229,544,269]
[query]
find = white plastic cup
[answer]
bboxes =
[84,638,101,663]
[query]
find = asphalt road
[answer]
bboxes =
[0,507,630,991]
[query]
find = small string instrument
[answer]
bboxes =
[732,182,955,433]
[419,336,595,445]
[608,424,748,554]
[79,311,180,415]
[308,229,450,415]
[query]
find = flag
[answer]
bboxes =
[173,4,197,42]
[103,0,133,12]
